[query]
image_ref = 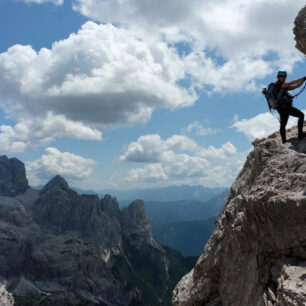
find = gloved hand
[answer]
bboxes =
[304,76,306,80]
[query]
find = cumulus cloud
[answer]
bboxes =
[73,0,305,92]
[26,147,96,186]
[125,154,211,182]
[126,163,168,182]
[185,121,217,136]
[2,0,304,153]
[232,110,306,140]
[120,134,199,163]
[0,112,101,154]
[0,22,196,152]
[120,133,242,187]
[198,142,237,159]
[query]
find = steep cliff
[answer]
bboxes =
[0,156,28,196]
[172,126,306,305]
[0,158,194,305]
[294,5,306,55]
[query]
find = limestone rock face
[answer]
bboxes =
[294,5,306,55]
[0,156,28,196]
[0,284,14,306]
[172,125,306,306]
[120,199,160,249]
[0,159,192,305]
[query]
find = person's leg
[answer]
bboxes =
[278,107,290,143]
[289,107,305,138]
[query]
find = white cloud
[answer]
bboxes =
[120,134,199,163]
[124,154,211,183]
[232,110,306,140]
[123,152,245,188]
[198,142,237,159]
[73,0,305,92]
[26,147,96,186]
[0,112,101,154]
[21,0,63,5]
[120,133,242,187]
[0,22,196,152]
[2,0,304,153]
[185,121,217,136]
[126,163,168,182]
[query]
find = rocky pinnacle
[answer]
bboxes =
[294,5,306,55]
[0,156,28,196]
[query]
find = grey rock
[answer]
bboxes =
[0,203,125,305]
[0,187,39,210]
[33,176,123,261]
[101,194,120,218]
[120,199,160,250]
[0,283,14,306]
[172,125,306,306]
[0,156,28,196]
[294,5,306,55]
[0,168,190,305]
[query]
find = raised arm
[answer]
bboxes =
[282,77,306,90]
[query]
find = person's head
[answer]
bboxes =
[277,70,287,82]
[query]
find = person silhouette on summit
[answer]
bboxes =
[274,71,305,143]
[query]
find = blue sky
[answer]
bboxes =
[0,0,305,190]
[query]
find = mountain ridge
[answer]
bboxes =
[0,156,193,305]
[172,125,306,305]
[153,218,216,256]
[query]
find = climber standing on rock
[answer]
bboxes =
[274,71,306,143]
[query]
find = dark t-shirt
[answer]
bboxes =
[275,80,289,99]
[274,80,291,108]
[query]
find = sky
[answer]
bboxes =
[0,0,305,191]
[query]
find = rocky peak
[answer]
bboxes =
[41,175,70,193]
[32,176,123,257]
[33,175,78,233]
[294,5,306,55]
[172,126,306,306]
[0,155,28,196]
[0,156,192,305]
[101,194,120,218]
[120,200,158,249]
[120,200,149,231]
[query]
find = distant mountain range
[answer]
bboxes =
[153,218,216,256]
[100,185,226,202]
[0,155,196,305]
[69,185,226,203]
[145,190,229,228]
[149,191,229,256]
[40,184,229,258]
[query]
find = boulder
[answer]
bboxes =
[294,5,306,55]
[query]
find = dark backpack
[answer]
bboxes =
[262,83,278,111]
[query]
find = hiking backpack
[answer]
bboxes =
[263,83,278,111]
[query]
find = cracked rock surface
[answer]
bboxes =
[0,162,192,305]
[0,283,14,306]
[294,5,306,55]
[172,125,306,306]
